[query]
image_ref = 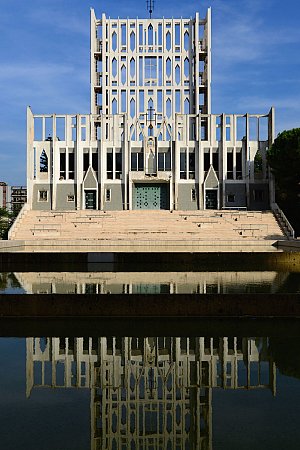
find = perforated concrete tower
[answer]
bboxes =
[90,10,211,126]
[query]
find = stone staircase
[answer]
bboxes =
[9,208,288,242]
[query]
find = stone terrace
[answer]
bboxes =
[6,209,288,253]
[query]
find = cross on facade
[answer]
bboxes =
[146,0,155,18]
[147,105,157,125]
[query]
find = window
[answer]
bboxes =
[227,194,235,203]
[227,151,233,179]
[105,189,111,202]
[180,148,195,179]
[158,150,171,171]
[236,150,242,179]
[60,152,66,179]
[68,152,74,179]
[67,195,75,202]
[131,151,144,171]
[212,152,219,174]
[83,152,89,172]
[131,153,137,171]
[180,150,187,179]
[189,152,195,179]
[107,150,113,179]
[115,152,122,179]
[39,190,48,202]
[139,149,145,167]
[204,151,210,172]
[92,152,98,173]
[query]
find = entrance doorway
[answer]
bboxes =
[205,189,218,209]
[133,184,169,210]
[85,190,96,209]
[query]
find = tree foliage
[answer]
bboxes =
[267,128,300,235]
[254,150,263,174]
[0,207,12,239]
[267,128,300,202]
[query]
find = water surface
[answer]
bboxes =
[2,270,300,294]
[0,334,300,449]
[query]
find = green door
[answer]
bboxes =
[85,190,96,209]
[132,284,170,294]
[205,189,218,209]
[133,184,169,210]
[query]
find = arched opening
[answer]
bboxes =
[166,32,171,51]
[121,65,126,85]
[148,24,153,45]
[130,32,135,51]
[130,98,136,118]
[184,58,189,77]
[184,31,189,51]
[184,98,190,114]
[112,32,117,51]
[130,58,135,78]
[40,150,48,173]
[112,98,118,115]
[166,58,171,78]
[175,65,180,85]
[166,98,171,118]
[112,58,117,77]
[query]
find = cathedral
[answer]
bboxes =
[26,6,274,212]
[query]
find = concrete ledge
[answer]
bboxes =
[0,240,25,251]
[0,293,300,318]
[1,239,279,253]
[277,240,300,251]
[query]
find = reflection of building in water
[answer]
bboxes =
[26,337,276,449]
[16,271,288,295]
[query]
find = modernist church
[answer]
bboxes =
[26,6,274,212]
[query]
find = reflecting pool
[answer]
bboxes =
[1,334,300,449]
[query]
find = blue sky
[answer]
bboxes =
[0,0,299,185]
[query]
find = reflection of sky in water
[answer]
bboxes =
[0,336,300,450]
[0,339,89,450]
[1,271,300,294]
[0,273,26,294]
[1,287,25,294]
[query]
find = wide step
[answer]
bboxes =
[9,209,287,243]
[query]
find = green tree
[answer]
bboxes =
[0,207,12,239]
[267,128,300,234]
[254,150,263,174]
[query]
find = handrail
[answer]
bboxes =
[271,202,295,239]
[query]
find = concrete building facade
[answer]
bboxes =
[0,183,27,213]
[0,182,11,211]
[26,7,274,212]
[11,186,27,213]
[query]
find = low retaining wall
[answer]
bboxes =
[0,293,300,318]
[1,250,300,271]
[0,317,299,338]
